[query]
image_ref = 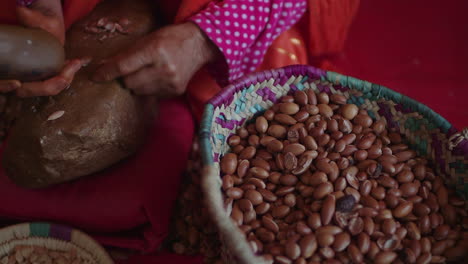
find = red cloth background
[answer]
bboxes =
[333,0,468,130]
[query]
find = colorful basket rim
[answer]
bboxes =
[0,222,114,263]
[200,64,467,165]
[198,64,467,264]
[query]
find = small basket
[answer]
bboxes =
[199,65,468,264]
[0,222,114,264]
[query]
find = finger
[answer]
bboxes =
[17,78,68,97]
[59,58,87,82]
[0,80,21,93]
[92,47,152,82]
[16,59,86,97]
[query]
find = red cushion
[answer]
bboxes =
[0,97,194,253]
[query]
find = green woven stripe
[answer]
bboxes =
[200,104,215,165]
[325,71,452,133]
[30,222,50,237]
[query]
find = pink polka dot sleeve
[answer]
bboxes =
[189,0,307,85]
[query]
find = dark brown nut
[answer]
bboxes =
[280,102,300,115]
[276,186,295,196]
[296,221,312,235]
[268,124,287,138]
[275,113,298,125]
[221,153,237,174]
[358,207,378,217]
[367,242,380,259]
[307,213,322,230]
[354,114,373,127]
[393,201,414,218]
[303,136,318,150]
[401,183,419,197]
[332,232,351,252]
[347,244,363,263]
[307,171,328,186]
[262,216,279,233]
[291,151,317,175]
[238,199,254,212]
[395,150,416,162]
[357,133,376,150]
[376,235,399,251]
[294,91,308,105]
[244,210,257,223]
[222,175,234,190]
[307,90,318,105]
[258,189,277,202]
[318,104,333,118]
[284,143,306,156]
[272,205,291,218]
[226,187,244,199]
[334,177,347,191]
[406,222,421,240]
[267,139,284,153]
[377,175,397,188]
[318,92,329,104]
[335,195,356,212]
[341,104,359,120]
[375,251,397,264]
[382,219,397,235]
[348,216,364,235]
[285,241,301,260]
[313,182,333,200]
[321,195,336,225]
[357,232,371,254]
[433,225,450,240]
[236,159,250,178]
[240,146,256,159]
[299,234,317,258]
[371,186,386,200]
[317,232,334,247]
[256,116,269,133]
[228,135,241,146]
[256,202,271,215]
[231,205,243,226]
[397,169,415,183]
[330,94,347,105]
[361,195,379,210]
[344,187,361,203]
[245,189,263,205]
[250,167,269,179]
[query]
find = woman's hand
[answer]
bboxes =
[91,22,219,98]
[0,1,88,97]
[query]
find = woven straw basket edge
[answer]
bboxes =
[0,222,114,264]
[199,65,467,264]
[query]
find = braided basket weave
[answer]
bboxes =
[0,222,113,264]
[199,65,468,264]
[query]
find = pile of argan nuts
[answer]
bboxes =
[1,245,93,264]
[218,89,468,264]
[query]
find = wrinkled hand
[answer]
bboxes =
[92,22,219,98]
[0,1,88,97]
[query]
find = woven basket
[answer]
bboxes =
[0,222,114,264]
[199,65,468,264]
